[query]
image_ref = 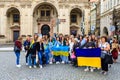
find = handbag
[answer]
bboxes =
[101,52,106,59]
[104,54,113,64]
[71,52,76,59]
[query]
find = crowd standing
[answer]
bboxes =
[14,33,120,75]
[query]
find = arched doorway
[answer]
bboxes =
[70,8,82,35]
[6,7,20,42]
[41,24,50,36]
[33,2,58,35]
[103,27,108,36]
[70,26,79,37]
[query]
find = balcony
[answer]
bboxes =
[37,17,51,22]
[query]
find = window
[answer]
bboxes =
[41,10,45,16]
[71,14,77,23]
[13,14,19,23]
[46,10,50,16]
[41,10,50,17]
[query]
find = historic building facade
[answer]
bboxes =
[100,0,120,37]
[0,0,90,43]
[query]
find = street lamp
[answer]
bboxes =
[81,10,85,35]
[56,18,60,33]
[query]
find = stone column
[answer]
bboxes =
[20,7,33,36]
[20,14,25,36]
[0,9,7,36]
[58,7,70,35]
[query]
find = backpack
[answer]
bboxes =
[14,45,20,52]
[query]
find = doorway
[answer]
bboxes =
[13,31,19,42]
[41,24,50,36]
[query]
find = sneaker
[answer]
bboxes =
[16,65,21,68]
[33,65,37,68]
[26,63,28,66]
[97,68,101,70]
[56,61,60,64]
[61,61,65,64]
[109,65,112,68]
[29,66,32,69]
[49,62,53,64]
[40,65,43,68]
[84,68,89,72]
[68,61,71,64]
[100,71,104,74]
[103,72,108,75]
[90,68,94,72]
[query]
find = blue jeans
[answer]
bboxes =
[15,51,20,65]
[61,56,68,63]
[49,52,53,62]
[55,56,61,62]
[38,51,43,65]
[45,52,49,64]
[28,54,36,66]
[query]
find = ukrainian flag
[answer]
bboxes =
[76,48,101,68]
[52,46,69,56]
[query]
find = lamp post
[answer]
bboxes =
[81,10,85,35]
[56,18,60,33]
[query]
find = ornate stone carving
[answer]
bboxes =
[65,4,69,8]
[85,5,90,9]
[7,4,18,8]
[59,5,64,9]
[71,5,81,9]
[20,4,26,8]
[27,4,32,8]
[20,1,31,8]
[59,0,89,3]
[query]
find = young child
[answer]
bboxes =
[71,51,76,65]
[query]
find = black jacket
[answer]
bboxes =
[29,42,37,55]
[36,42,44,52]
[85,41,95,48]
[73,42,80,53]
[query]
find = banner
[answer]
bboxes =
[76,48,101,68]
[52,46,69,56]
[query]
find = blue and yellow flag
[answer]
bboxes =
[76,48,101,68]
[52,46,69,56]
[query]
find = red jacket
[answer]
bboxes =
[15,40,22,50]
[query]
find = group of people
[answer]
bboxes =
[14,33,120,75]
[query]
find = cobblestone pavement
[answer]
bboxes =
[0,52,120,80]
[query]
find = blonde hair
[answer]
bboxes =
[18,37,22,41]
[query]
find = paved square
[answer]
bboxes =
[0,52,120,80]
